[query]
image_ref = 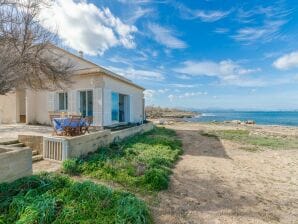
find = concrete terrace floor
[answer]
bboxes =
[0,124,52,140]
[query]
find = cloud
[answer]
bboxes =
[174,60,259,77]
[168,94,174,102]
[174,60,262,86]
[214,28,229,34]
[148,23,187,49]
[178,92,208,98]
[169,84,196,88]
[40,0,137,55]
[167,91,208,102]
[232,20,286,43]
[144,89,156,102]
[107,66,165,81]
[273,51,298,70]
[174,2,230,22]
[117,0,154,23]
[233,5,291,43]
[158,88,169,94]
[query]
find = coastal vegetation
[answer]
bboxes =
[0,173,151,224]
[200,129,298,151]
[145,106,198,119]
[63,127,183,192]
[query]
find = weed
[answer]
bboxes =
[0,173,152,224]
[62,127,182,192]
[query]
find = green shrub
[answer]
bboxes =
[116,194,151,224]
[202,129,298,150]
[62,159,79,175]
[0,173,152,224]
[67,127,182,192]
[144,168,169,190]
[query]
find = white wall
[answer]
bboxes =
[28,74,104,125]
[102,75,144,126]
[1,73,144,126]
[0,93,17,124]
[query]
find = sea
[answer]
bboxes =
[186,111,298,127]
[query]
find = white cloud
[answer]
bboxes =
[144,89,156,104]
[191,10,230,22]
[233,5,290,43]
[107,66,164,81]
[273,51,298,70]
[168,94,174,102]
[167,91,208,102]
[126,7,153,24]
[158,88,169,94]
[40,0,137,55]
[214,28,229,34]
[169,84,196,88]
[174,3,230,22]
[174,60,261,86]
[174,60,258,77]
[178,92,208,98]
[148,23,187,49]
[232,20,286,43]
[144,89,155,100]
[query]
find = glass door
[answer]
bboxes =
[80,90,93,117]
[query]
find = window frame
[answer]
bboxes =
[58,92,68,111]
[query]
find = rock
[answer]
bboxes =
[136,163,147,176]
[231,120,241,124]
[245,120,256,125]
[153,119,166,125]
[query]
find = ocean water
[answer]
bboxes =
[186,111,298,126]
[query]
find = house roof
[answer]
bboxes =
[50,45,145,91]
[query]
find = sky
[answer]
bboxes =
[40,0,298,110]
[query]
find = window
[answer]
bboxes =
[80,90,93,117]
[58,92,68,111]
[111,92,119,121]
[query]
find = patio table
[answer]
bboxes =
[53,117,87,136]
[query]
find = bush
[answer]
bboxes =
[0,173,152,224]
[144,168,169,190]
[66,127,182,192]
[62,159,79,175]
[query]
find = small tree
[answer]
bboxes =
[0,0,73,95]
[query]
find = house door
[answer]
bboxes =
[18,90,26,123]
[80,90,93,117]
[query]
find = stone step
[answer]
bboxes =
[0,139,19,145]
[32,155,43,162]
[32,150,38,156]
[8,143,25,147]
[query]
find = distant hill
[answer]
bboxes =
[145,106,199,119]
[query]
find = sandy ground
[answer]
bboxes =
[153,122,298,224]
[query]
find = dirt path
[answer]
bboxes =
[153,123,298,224]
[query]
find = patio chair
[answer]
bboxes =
[81,116,93,134]
[68,115,82,136]
[49,114,63,136]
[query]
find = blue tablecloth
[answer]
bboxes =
[53,117,87,132]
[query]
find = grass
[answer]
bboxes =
[62,127,182,192]
[200,129,298,151]
[0,173,152,224]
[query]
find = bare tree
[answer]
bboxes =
[0,0,73,95]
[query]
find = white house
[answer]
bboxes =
[0,46,145,126]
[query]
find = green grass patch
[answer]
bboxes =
[63,127,182,192]
[200,129,298,150]
[0,173,151,224]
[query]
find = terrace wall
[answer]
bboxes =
[0,147,32,183]
[43,122,154,161]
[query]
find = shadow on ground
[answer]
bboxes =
[176,129,232,159]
